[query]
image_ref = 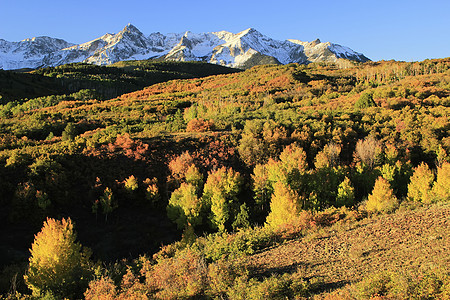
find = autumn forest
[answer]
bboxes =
[0,58,449,299]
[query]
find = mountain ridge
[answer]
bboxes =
[0,24,370,70]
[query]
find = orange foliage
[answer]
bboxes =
[84,133,149,160]
[192,136,236,170]
[186,118,215,132]
[168,151,195,182]
[84,276,117,300]
[146,249,207,300]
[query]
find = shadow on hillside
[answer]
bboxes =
[0,149,181,271]
[248,261,350,295]
[309,280,350,295]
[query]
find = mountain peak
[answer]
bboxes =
[0,27,370,70]
[311,38,321,46]
[238,28,260,36]
[121,23,141,34]
[125,23,136,29]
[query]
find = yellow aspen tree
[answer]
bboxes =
[433,162,450,202]
[336,177,355,207]
[203,167,242,232]
[265,144,308,193]
[185,164,203,191]
[266,158,288,186]
[436,145,448,167]
[384,143,399,165]
[143,177,159,203]
[407,162,435,203]
[266,181,301,228]
[237,120,265,167]
[167,183,202,229]
[252,163,271,207]
[24,218,91,298]
[366,177,398,214]
[314,142,341,169]
[124,175,139,192]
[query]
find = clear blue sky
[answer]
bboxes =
[1,0,449,62]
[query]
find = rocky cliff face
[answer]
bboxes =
[0,24,370,70]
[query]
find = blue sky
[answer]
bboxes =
[1,0,449,62]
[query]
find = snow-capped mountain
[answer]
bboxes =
[288,38,369,63]
[0,36,73,69]
[41,24,171,67]
[0,24,370,70]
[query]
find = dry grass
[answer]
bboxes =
[239,203,450,296]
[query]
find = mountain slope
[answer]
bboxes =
[240,204,449,293]
[0,60,240,102]
[0,36,73,70]
[0,59,449,298]
[0,25,370,70]
[289,38,370,63]
[44,24,170,67]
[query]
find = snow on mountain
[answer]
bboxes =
[0,36,73,69]
[164,31,225,62]
[209,28,308,67]
[0,25,370,70]
[44,24,169,66]
[288,38,370,63]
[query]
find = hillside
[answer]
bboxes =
[0,58,449,299]
[0,60,239,102]
[241,203,450,298]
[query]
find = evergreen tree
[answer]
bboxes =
[232,203,251,231]
[61,123,77,141]
[355,92,377,109]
